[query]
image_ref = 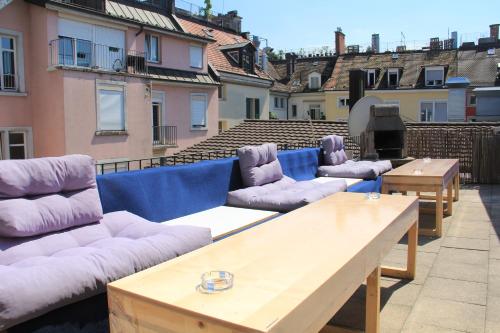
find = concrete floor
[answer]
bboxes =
[328,185,500,333]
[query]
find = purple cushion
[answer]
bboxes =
[0,155,102,238]
[0,155,96,198]
[322,135,346,166]
[335,150,348,165]
[237,143,284,187]
[0,211,212,330]
[227,176,347,212]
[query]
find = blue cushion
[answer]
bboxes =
[347,177,382,194]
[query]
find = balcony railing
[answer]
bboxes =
[153,126,177,147]
[0,74,17,91]
[49,39,148,75]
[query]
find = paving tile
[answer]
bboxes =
[383,249,436,285]
[446,223,491,240]
[430,259,488,283]
[329,296,364,331]
[490,246,500,260]
[380,278,422,307]
[442,236,490,251]
[486,321,500,333]
[403,297,485,333]
[438,247,489,266]
[402,322,466,333]
[488,260,500,297]
[380,304,412,332]
[421,277,487,305]
[394,235,442,254]
[486,296,500,323]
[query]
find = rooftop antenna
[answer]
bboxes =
[400,32,406,49]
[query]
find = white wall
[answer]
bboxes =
[288,93,326,120]
[219,82,270,129]
[270,93,288,120]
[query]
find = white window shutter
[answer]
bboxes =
[99,89,125,130]
[190,46,203,68]
[191,94,207,128]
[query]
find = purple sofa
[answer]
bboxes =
[227,143,347,212]
[317,135,392,180]
[0,155,211,330]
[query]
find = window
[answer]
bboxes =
[367,69,376,88]
[97,83,126,131]
[469,95,476,106]
[274,97,279,108]
[425,66,444,87]
[388,68,399,88]
[0,129,31,160]
[1,35,16,90]
[218,84,225,100]
[246,98,260,119]
[145,34,159,62]
[420,101,448,122]
[191,93,208,129]
[241,48,254,73]
[227,50,239,63]
[309,104,321,120]
[292,105,297,118]
[309,73,321,90]
[280,98,285,108]
[338,97,349,108]
[190,45,203,68]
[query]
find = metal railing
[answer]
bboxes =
[49,39,148,75]
[153,126,177,147]
[0,74,17,91]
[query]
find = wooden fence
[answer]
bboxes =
[406,128,499,184]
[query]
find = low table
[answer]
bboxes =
[108,192,418,333]
[164,206,280,241]
[382,159,459,237]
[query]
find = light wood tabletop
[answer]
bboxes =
[108,192,419,333]
[382,158,459,237]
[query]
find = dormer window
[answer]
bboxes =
[367,69,376,88]
[388,68,400,88]
[222,43,255,74]
[425,66,445,87]
[309,72,321,90]
[227,50,239,63]
[241,48,254,73]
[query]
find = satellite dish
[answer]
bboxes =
[348,96,383,137]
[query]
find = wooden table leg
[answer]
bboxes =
[381,183,388,195]
[453,173,460,202]
[435,186,443,237]
[381,220,418,280]
[366,266,381,333]
[446,181,453,216]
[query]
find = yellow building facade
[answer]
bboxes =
[325,89,450,122]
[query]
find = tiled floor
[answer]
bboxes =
[328,185,500,333]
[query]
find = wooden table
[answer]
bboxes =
[382,159,459,237]
[108,193,419,333]
[164,206,280,241]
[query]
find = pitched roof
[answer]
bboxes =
[269,57,336,93]
[457,47,500,87]
[177,120,500,155]
[324,50,458,91]
[106,0,178,31]
[177,17,272,81]
[148,66,218,85]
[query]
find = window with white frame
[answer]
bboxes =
[1,35,16,90]
[189,45,203,68]
[280,98,285,108]
[0,128,31,160]
[309,104,321,120]
[338,97,349,108]
[96,82,126,131]
[387,68,399,88]
[425,66,445,87]
[274,97,279,108]
[145,34,159,62]
[420,101,447,122]
[367,69,376,87]
[292,104,297,118]
[469,95,476,106]
[309,72,321,90]
[191,93,208,129]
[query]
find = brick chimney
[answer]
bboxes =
[335,27,345,55]
[285,52,298,79]
[490,24,500,41]
[166,0,175,15]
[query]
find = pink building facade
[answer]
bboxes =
[0,0,219,162]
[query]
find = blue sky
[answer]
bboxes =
[183,0,500,52]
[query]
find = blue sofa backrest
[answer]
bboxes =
[97,148,322,222]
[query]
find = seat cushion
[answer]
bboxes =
[317,162,379,180]
[0,155,103,238]
[237,143,284,187]
[322,135,348,166]
[227,176,347,212]
[0,211,212,330]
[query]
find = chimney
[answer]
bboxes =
[371,34,380,53]
[335,27,345,55]
[490,24,500,41]
[285,52,298,78]
[349,69,366,111]
[166,0,175,15]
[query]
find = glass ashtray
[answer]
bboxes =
[366,192,381,200]
[423,157,432,164]
[198,271,234,294]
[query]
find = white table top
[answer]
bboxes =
[163,206,280,240]
[312,177,364,188]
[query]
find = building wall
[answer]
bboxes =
[325,90,450,122]
[269,92,288,119]
[219,82,270,129]
[288,92,326,120]
[152,83,219,153]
